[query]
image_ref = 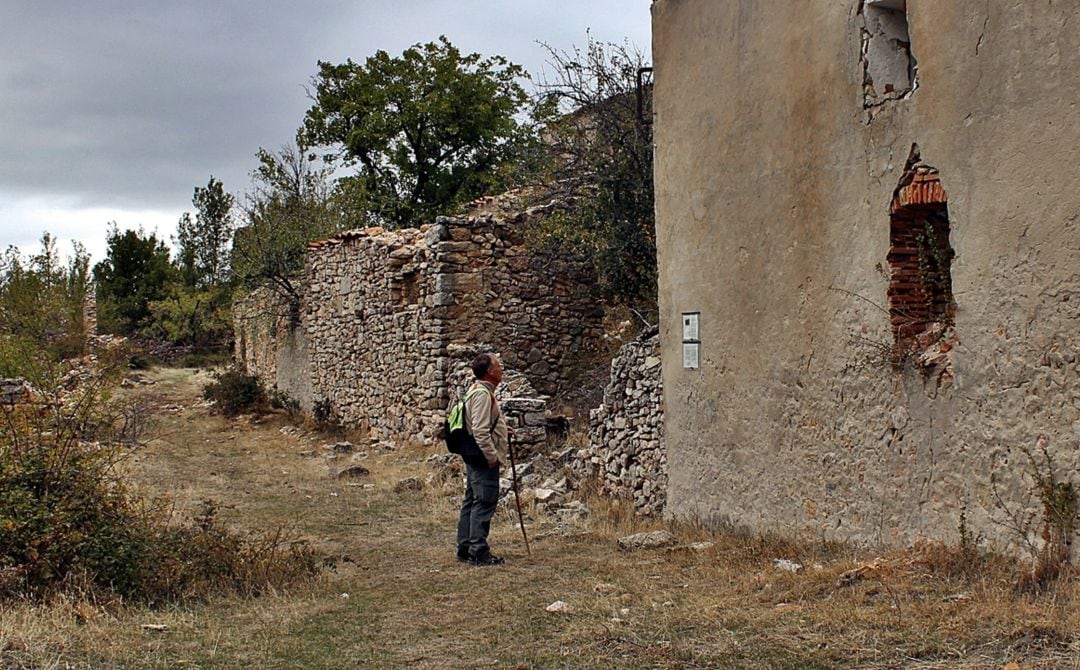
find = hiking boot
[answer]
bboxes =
[468,552,505,566]
[456,549,470,563]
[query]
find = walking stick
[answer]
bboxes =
[507,433,531,557]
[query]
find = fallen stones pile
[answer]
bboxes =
[572,327,667,516]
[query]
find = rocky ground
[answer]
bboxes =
[1,367,1078,669]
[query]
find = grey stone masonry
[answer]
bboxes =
[0,378,31,406]
[573,327,667,516]
[445,343,550,455]
[235,188,604,446]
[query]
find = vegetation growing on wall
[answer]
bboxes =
[231,142,349,315]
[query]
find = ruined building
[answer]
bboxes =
[235,190,605,446]
[652,0,1080,547]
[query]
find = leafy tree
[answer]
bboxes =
[232,142,347,316]
[156,177,238,350]
[147,284,232,349]
[300,36,535,228]
[175,176,236,289]
[0,233,90,370]
[93,226,175,336]
[532,37,657,318]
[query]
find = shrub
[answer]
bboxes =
[311,397,342,433]
[202,368,266,417]
[0,356,318,602]
[269,388,301,418]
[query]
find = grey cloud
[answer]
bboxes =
[0,0,649,222]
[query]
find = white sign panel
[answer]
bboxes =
[682,342,700,369]
[682,312,699,342]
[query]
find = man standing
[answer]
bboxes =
[456,352,510,566]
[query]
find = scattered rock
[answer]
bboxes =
[394,477,422,493]
[835,558,886,587]
[545,600,572,613]
[773,559,803,573]
[618,530,677,551]
[533,488,558,502]
[330,441,354,454]
[554,501,589,522]
[298,450,317,459]
[141,624,168,632]
[335,465,371,480]
[593,583,619,594]
[689,541,715,552]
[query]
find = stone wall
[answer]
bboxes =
[233,288,314,411]
[236,189,604,446]
[573,327,666,515]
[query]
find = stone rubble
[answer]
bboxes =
[572,326,667,516]
[617,530,677,551]
[0,378,31,405]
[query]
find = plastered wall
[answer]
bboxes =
[652,0,1080,549]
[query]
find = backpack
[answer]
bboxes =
[443,385,495,466]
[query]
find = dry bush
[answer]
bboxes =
[201,368,267,417]
[0,355,318,604]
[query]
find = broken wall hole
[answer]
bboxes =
[393,271,421,306]
[886,146,955,357]
[860,0,918,110]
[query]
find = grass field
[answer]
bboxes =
[2,368,1078,669]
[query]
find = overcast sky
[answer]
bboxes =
[0,1,651,263]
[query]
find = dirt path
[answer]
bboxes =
[2,368,1078,669]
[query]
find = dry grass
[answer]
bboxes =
[3,367,1079,669]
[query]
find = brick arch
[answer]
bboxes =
[886,160,955,349]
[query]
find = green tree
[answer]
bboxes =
[175,176,236,289]
[232,142,347,315]
[0,233,90,371]
[300,36,535,228]
[152,176,238,350]
[533,37,657,318]
[147,284,232,349]
[93,226,175,336]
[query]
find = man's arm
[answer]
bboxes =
[466,390,499,467]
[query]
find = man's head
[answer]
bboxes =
[471,353,503,386]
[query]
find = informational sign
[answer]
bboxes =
[682,342,700,369]
[682,312,699,342]
[681,311,700,369]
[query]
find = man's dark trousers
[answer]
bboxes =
[456,462,500,558]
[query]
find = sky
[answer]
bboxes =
[0,1,652,264]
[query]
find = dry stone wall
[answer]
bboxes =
[305,224,446,443]
[573,327,667,515]
[236,189,604,446]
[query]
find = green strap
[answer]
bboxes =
[448,385,494,432]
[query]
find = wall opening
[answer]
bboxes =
[396,271,420,306]
[860,0,917,109]
[887,146,955,352]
